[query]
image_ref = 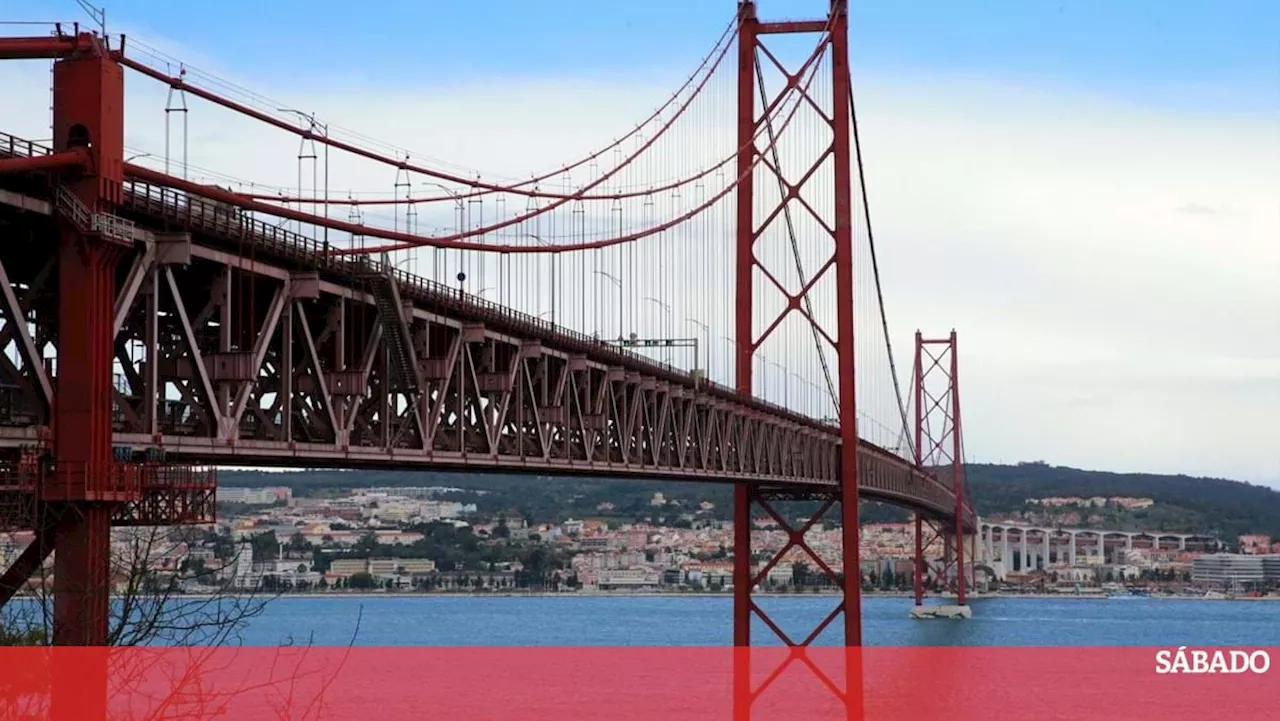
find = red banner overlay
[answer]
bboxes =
[0,646,1275,720]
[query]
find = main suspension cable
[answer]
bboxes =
[121,44,823,256]
[848,81,914,462]
[119,18,735,195]
[114,17,735,203]
[348,37,827,254]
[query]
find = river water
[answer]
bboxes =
[235,594,1280,646]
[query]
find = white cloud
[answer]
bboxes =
[859,72,1279,485]
[1,32,1276,487]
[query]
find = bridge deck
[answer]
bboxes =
[0,131,973,524]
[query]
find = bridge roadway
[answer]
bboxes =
[0,131,973,526]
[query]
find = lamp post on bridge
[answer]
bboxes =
[685,318,710,379]
[278,108,328,245]
[423,181,466,285]
[394,255,413,276]
[722,335,767,398]
[527,233,557,327]
[768,359,787,408]
[594,270,623,339]
[642,297,673,362]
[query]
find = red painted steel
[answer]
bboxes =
[0,4,978,666]
[49,43,127,647]
[0,163,967,518]
[0,35,216,648]
[912,331,969,604]
[0,31,96,60]
[0,148,89,175]
[732,0,758,655]
[829,0,862,650]
[732,0,863,663]
[729,2,867,715]
[52,44,125,210]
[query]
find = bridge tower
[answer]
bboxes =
[911,330,972,607]
[732,0,861,663]
[47,31,132,648]
[0,31,217,664]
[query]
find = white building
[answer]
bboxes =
[1193,554,1280,589]
[231,541,258,589]
[218,487,292,505]
[596,567,662,590]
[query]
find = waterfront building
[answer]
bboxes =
[1192,553,1280,589]
[217,486,292,505]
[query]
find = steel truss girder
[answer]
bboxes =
[0,139,970,520]
[0,236,945,513]
[0,454,217,534]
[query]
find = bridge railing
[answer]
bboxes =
[0,131,49,160]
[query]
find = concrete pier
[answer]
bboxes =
[910,605,973,620]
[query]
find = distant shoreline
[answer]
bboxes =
[62,590,1275,601]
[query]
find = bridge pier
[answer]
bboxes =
[0,34,216,677]
[47,35,130,649]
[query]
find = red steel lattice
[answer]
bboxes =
[0,9,977,702]
[912,330,971,605]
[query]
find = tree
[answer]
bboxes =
[287,532,310,554]
[353,531,378,556]
[2,554,363,721]
[347,572,376,589]
[1,526,273,647]
[792,562,811,588]
[249,530,280,561]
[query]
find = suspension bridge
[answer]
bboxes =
[0,1,977,713]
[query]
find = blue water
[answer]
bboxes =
[237,595,1280,647]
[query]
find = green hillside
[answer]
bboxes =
[217,461,1280,540]
[966,462,1280,540]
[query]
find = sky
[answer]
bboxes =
[2,1,1278,486]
